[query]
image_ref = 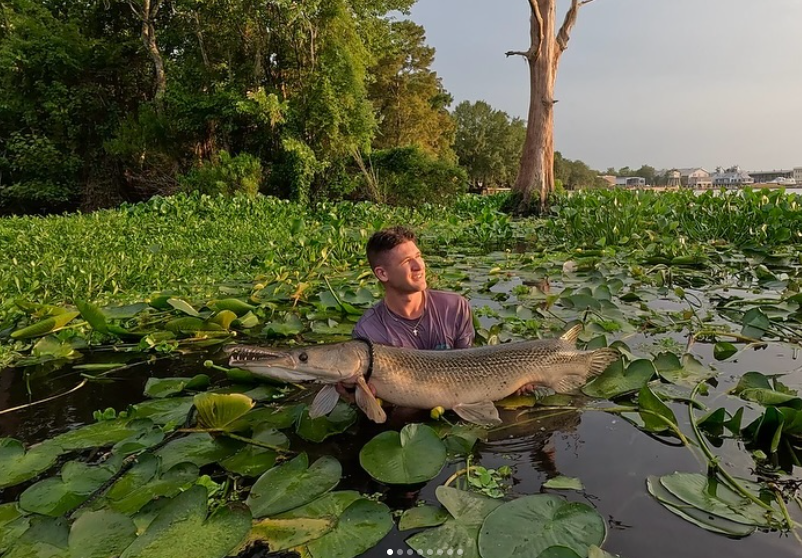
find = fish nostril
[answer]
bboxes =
[299,352,308,362]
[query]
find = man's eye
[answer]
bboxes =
[299,352,308,362]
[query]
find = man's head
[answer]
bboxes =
[366,226,427,294]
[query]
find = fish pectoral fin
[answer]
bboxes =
[555,374,588,393]
[355,376,386,424]
[309,384,340,419]
[452,401,502,426]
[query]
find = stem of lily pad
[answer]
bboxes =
[692,330,765,344]
[0,379,87,416]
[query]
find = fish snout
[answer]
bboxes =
[225,345,292,366]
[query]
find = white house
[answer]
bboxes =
[677,168,712,189]
[711,166,754,188]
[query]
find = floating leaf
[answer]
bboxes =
[406,487,502,558]
[654,353,715,387]
[0,439,63,489]
[130,397,195,426]
[106,456,199,515]
[0,504,30,554]
[477,494,606,558]
[582,359,654,399]
[637,385,677,433]
[713,342,737,361]
[220,426,289,477]
[209,299,255,317]
[144,375,210,398]
[398,505,449,531]
[246,516,335,552]
[76,300,109,333]
[360,424,447,484]
[296,401,357,442]
[166,298,200,317]
[2,516,69,558]
[119,485,251,558]
[246,453,341,518]
[52,419,154,451]
[194,393,255,431]
[543,476,585,491]
[305,499,393,558]
[68,510,137,558]
[731,371,773,394]
[741,308,771,339]
[156,433,241,471]
[20,460,116,517]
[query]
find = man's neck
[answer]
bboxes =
[384,289,426,319]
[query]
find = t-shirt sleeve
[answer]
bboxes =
[453,297,475,348]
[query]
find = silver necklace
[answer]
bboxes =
[393,293,426,336]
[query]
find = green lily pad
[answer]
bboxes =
[220,426,289,477]
[306,499,393,558]
[0,504,30,554]
[713,342,738,361]
[731,371,773,394]
[119,485,251,558]
[582,359,655,399]
[477,494,606,558]
[246,516,335,552]
[241,404,305,430]
[539,548,583,558]
[0,439,62,489]
[296,401,358,443]
[68,510,137,558]
[406,487,502,558]
[106,455,199,515]
[51,419,154,451]
[3,516,69,558]
[399,505,450,531]
[741,308,771,339]
[659,473,778,527]
[637,385,677,433]
[360,424,447,484]
[246,453,341,518]
[646,476,755,537]
[19,460,117,517]
[144,375,210,398]
[155,433,241,471]
[130,396,195,426]
[652,353,714,387]
[543,476,584,491]
[193,393,254,431]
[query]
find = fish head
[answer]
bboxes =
[226,340,370,384]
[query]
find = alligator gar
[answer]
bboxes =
[226,325,618,426]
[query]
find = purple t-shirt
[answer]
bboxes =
[352,290,474,350]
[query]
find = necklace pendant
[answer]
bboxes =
[413,328,418,336]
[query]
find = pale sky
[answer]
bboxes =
[409,0,802,172]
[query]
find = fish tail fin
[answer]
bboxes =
[560,324,583,344]
[588,348,620,377]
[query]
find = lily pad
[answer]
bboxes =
[653,353,715,387]
[119,485,251,558]
[646,476,755,537]
[543,476,585,491]
[155,433,241,471]
[0,504,30,554]
[143,375,210,398]
[296,401,358,443]
[3,516,69,558]
[637,385,677,433]
[477,494,606,558]
[130,396,195,426]
[306,499,393,558]
[19,460,117,517]
[246,516,335,552]
[246,453,341,518]
[68,510,137,558]
[582,359,655,399]
[360,424,447,484]
[51,419,154,451]
[220,426,289,477]
[399,505,450,531]
[741,308,771,339]
[193,393,255,431]
[0,439,63,489]
[106,455,199,515]
[406,487,502,558]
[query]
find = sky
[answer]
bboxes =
[408,0,802,173]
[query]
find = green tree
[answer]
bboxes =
[367,20,455,160]
[452,100,525,189]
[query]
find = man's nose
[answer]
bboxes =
[411,258,423,271]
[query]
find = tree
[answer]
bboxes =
[506,0,596,214]
[367,20,456,160]
[452,100,526,189]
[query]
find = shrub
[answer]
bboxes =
[178,151,262,197]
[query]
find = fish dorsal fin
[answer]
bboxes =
[309,384,340,419]
[559,324,583,344]
[452,401,502,426]
[354,376,386,424]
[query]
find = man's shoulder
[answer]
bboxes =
[427,290,469,308]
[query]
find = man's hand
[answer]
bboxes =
[514,383,542,397]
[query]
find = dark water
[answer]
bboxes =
[1,337,800,558]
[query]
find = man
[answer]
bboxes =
[338,226,537,403]
[351,226,474,350]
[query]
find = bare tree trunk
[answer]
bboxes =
[507,0,592,214]
[129,0,166,102]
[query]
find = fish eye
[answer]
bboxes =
[298,352,308,362]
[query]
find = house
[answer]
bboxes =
[677,168,712,189]
[748,169,794,184]
[615,177,646,187]
[711,166,754,188]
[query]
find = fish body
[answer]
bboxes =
[226,325,618,426]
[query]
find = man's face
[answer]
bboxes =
[374,241,427,294]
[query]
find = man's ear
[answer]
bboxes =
[373,266,389,283]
